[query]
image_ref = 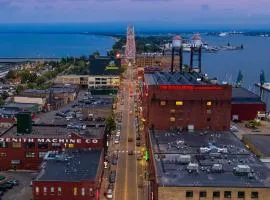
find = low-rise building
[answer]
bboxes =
[147,130,270,200]
[32,149,103,200]
[232,87,266,121]
[0,124,105,170]
[55,75,120,88]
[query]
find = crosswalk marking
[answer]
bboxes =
[113,150,140,154]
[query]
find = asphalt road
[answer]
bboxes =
[114,65,138,200]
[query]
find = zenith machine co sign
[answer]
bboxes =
[0,138,99,144]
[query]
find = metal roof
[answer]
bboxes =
[150,130,270,188]
[36,149,102,182]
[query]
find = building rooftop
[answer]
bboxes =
[3,103,38,109]
[144,72,214,86]
[149,130,270,188]
[232,87,262,103]
[1,124,105,139]
[36,149,102,182]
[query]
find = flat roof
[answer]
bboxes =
[36,149,102,182]
[1,124,105,139]
[150,130,270,188]
[144,72,214,86]
[232,87,262,103]
[243,134,270,157]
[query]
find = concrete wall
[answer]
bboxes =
[158,186,268,200]
[14,96,46,106]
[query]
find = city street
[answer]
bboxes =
[101,64,146,200]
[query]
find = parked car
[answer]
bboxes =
[136,141,141,147]
[2,182,13,189]
[128,150,133,155]
[128,138,133,142]
[106,188,113,199]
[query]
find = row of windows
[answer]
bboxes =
[160,100,212,106]
[1,152,50,159]
[35,186,94,197]
[185,191,258,199]
[0,142,73,149]
[169,117,212,122]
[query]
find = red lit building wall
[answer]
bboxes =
[142,85,232,131]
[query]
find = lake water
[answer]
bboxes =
[0,30,269,109]
[0,33,115,58]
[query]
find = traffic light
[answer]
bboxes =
[144,150,149,161]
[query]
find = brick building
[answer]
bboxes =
[142,72,232,131]
[33,149,103,200]
[0,125,105,170]
[147,130,270,200]
[231,87,266,121]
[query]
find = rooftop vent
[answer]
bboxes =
[212,164,223,173]
[234,165,251,175]
[187,163,199,173]
[180,155,191,164]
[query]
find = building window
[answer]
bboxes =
[213,191,220,198]
[238,191,245,198]
[26,152,35,158]
[200,191,207,197]
[170,117,176,122]
[12,142,21,148]
[39,152,47,158]
[50,187,54,193]
[24,142,35,149]
[251,192,258,199]
[38,143,48,149]
[35,187,39,195]
[224,191,231,198]
[170,109,175,113]
[176,101,183,106]
[89,188,94,196]
[68,144,74,148]
[0,153,7,157]
[0,141,8,148]
[43,187,47,195]
[207,101,212,106]
[58,187,62,196]
[81,188,85,196]
[73,187,78,196]
[160,101,166,106]
[186,191,193,198]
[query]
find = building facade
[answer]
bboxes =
[142,72,232,131]
[33,149,103,200]
[0,125,105,170]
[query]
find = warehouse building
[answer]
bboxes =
[147,130,270,200]
[142,72,232,131]
[0,121,105,170]
[231,87,266,121]
[33,149,103,200]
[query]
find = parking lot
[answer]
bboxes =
[0,171,38,200]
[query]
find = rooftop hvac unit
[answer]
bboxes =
[200,147,211,154]
[187,163,199,173]
[212,164,223,172]
[179,155,191,164]
[234,165,251,174]
[188,125,194,132]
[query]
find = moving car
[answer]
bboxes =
[106,188,113,199]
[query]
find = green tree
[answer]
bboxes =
[2,91,9,100]
[105,116,116,132]
[6,70,17,79]
[16,85,24,94]
[36,76,47,86]
[92,51,100,57]
[0,97,4,105]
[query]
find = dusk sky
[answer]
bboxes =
[0,0,270,28]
